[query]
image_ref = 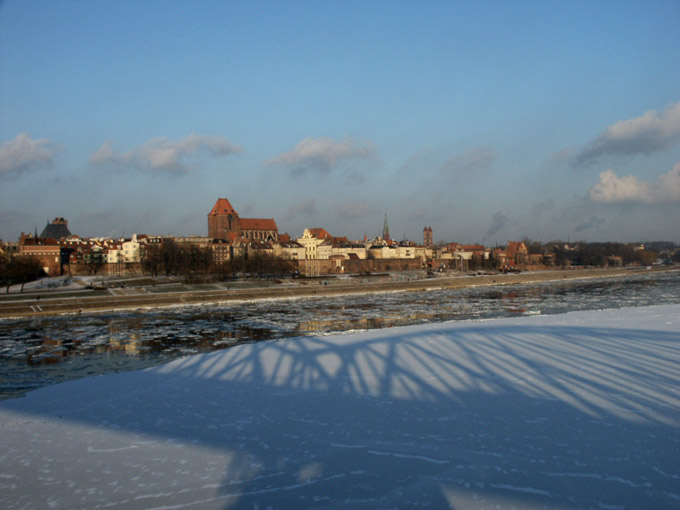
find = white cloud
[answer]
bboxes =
[575,102,680,166]
[589,163,680,203]
[656,163,680,201]
[90,134,241,174]
[0,133,57,178]
[268,136,375,175]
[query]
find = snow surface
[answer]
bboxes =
[1,305,679,510]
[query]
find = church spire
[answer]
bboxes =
[382,214,390,242]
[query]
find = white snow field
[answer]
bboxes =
[1,305,679,510]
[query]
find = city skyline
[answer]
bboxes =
[2,1,680,243]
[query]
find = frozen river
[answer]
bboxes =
[2,303,679,509]
[1,269,679,400]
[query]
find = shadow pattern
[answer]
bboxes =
[1,308,679,509]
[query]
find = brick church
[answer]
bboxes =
[208,198,279,242]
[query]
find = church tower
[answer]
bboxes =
[423,226,433,247]
[208,198,241,240]
[382,214,390,242]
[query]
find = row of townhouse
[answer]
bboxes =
[10,226,547,278]
[63,235,148,266]
[272,229,429,263]
[428,242,551,271]
[165,230,536,272]
[10,233,157,276]
[8,208,547,279]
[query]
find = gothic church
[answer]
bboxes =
[208,198,279,242]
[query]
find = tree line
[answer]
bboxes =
[140,240,295,280]
[523,240,666,267]
[0,255,44,293]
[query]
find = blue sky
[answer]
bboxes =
[2,0,680,244]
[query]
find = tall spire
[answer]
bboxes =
[383,214,390,242]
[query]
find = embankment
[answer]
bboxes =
[0,267,673,319]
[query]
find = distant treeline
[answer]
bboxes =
[523,240,677,267]
[140,240,295,280]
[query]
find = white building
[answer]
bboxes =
[296,229,327,260]
[273,241,305,261]
[122,234,141,263]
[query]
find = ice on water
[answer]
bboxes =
[2,271,680,401]
[1,304,679,509]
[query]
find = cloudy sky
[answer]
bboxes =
[2,1,680,244]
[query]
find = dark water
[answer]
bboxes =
[1,270,679,400]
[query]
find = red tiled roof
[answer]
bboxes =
[460,244,486,251]
[506,241,527,257]
[208,198,238,216]
[240,218,278,231]
[309,228,332,239]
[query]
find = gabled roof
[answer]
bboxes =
[309,227,332,240]
[506,241,527,257]
[240,218,278,231]
[208,198,239,217]
[247,240,274,250]
[279,241,303,248]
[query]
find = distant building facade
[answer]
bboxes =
[19,237,61,276]
[208,198,279,242]
[423,226,433,247]
[506,241,529,266]
[297,228,326,259]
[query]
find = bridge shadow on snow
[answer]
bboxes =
[2,320,679,509]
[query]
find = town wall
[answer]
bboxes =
[295,257,421,276]
[65,262,143,277]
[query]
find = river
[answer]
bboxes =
[1,269,678,400]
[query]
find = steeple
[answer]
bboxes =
[423,225,433,247]
[207,197,241,240]
[382,214,390,242]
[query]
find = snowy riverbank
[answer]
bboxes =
[1,305,679,509]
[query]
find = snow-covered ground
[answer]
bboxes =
[1,305,678,509]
